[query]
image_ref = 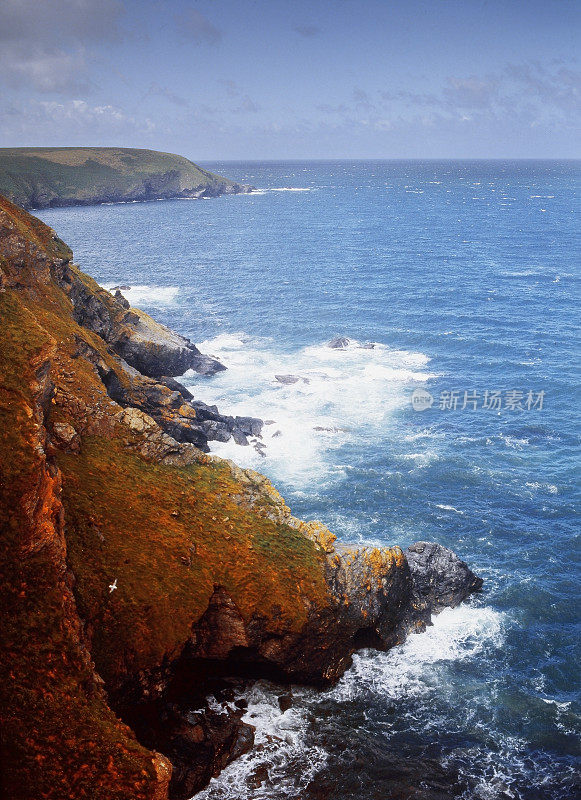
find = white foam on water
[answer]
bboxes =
[330,604,505,705]
[102,283,179,307]
[196,682,327,800]
[436,504,465,514]
[269,187,313,192]
[183,334,437,488]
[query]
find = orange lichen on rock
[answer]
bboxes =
[0,294,165,800]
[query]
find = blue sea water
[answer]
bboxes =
[38,160,580,799]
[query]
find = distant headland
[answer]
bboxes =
[0,147,253,209]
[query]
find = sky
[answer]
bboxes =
[0,0,579,160]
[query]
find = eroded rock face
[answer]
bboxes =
[122,698,254,800]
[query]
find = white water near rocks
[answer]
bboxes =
[197,605,506,799]
[182,333,437,493]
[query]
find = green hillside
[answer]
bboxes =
[0,147,251,208]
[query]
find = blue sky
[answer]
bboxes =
[0,0,579,159]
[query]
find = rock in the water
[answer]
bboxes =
[327,336,350,349]
[278,694,292,713]
[234,416,263,437]
[231,429,249,446]
[275,374,300,384]
[405,541,483,614]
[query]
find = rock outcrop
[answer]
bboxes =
[0,195,482,800]
[65,272,225,379]
[406,541,484,614]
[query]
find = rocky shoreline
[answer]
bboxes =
[0,195,482,800]
[25,179,254,210]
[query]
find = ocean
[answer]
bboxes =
[37,160,580,799]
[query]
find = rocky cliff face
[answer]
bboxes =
[0,196,482,800]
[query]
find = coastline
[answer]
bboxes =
[0,194,482,799]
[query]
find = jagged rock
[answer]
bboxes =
[275,374,300,384]
[232,429,249,446]
[113,289,130,309]
[124,700,255,800]
[160,377,194,401]
[234,416,263,437]
[201,420,231,443]
[405,541,483,614]
[113,308,225,379]
[58,263,226,380]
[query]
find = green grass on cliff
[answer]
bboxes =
[0,147,237,208]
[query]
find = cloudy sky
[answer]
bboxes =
[1,0,579,159]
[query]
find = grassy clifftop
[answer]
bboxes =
[0,147,251,208]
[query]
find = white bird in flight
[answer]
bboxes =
[108,578,118,593]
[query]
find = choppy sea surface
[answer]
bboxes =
[38,160,580,799]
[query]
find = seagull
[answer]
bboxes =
[108,578,118,593]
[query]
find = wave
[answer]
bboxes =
[330,604,505,703]
[435,503,465,514]
[246,187,314,196]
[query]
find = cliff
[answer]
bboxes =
[0,196,482,799]
[0,148,253,209]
